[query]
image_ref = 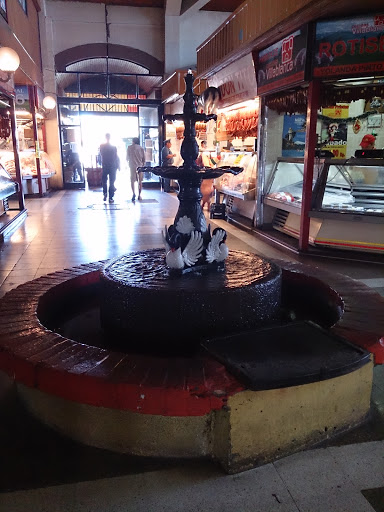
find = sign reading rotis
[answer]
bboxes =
[313,13,384,78]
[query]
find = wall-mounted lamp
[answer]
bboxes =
[0,47,20,83]
[42,95,56,111]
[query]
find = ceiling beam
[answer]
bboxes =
[180,0,210,16]
[165,0,182,16]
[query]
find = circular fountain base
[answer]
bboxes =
[0,257,382,473]
[100,250,282,352]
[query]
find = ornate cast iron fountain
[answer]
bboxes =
[138,70,243,271]
[100,71,282,350]
[0,72,376,480]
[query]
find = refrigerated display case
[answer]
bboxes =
[216,152,257,199]
[0,150,56,195]
[214,151,258,226]
[0,163,18,214]
[264,157,384,253]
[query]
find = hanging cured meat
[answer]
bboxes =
[224,107,259,139]
[176,125,184,139]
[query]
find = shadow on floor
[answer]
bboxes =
[361,486,384,512]
[0,381,218,493]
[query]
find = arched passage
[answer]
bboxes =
[55,43,164,76]
[54,43,164,190]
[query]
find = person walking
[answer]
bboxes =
[127,137,146,201]
[99,133,119,203]
[161,139,176,192]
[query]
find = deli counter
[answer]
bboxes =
[214,152,257,225]
[0,150,56,195]
[216,151,257,200]
[0,163,18,214]
[264,157,384,253]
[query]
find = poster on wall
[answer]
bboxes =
[14,85,30,112]
[282,114,306,157]
[256,25,308,95]
[320,105,348,158]
[313,14,384,77]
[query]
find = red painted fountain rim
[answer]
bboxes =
[0,258,382,417]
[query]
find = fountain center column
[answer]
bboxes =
[138,70,244,271]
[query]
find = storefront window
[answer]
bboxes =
[139,106,158,126]
[318,80,384,160]
[58,104,85,188]
[139,107,160,181]
[261,88,308,190]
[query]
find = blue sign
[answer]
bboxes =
[282,114,306,157]
[14,85,30,112]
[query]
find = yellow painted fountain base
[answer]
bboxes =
[16,358,373,474]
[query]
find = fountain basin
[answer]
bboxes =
[0,256,383,473]
[100,250,282,352]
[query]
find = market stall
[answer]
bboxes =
[0,90,26,238]
[206,54,259,226]
[0,149,55,195]
[255,15,384,255]
[12,84,56,196]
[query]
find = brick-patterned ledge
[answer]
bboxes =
[277,260,384,364]
[0,258,382,417]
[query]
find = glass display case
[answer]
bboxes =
[0,150,56,195]
[215,152,257,199]
[264,158,320,212]
[263,157,384,253]
[0,150,56,179]
[265,157,384,215]
[0,162,19,231]
[0,162,17,203]
[313,159,384,215]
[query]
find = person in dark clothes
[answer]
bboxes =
[161,139,176,192]
[99,133,119,203]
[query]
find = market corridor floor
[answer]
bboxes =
[0,186,383,512]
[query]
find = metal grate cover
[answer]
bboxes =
[202,321,371,390]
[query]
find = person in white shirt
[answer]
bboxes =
[127,137,146,201]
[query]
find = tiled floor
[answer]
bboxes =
[0,179,383,511]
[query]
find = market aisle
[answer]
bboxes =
[1,187,383,298]
[0,441,383,512]
[0,187,383,512]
